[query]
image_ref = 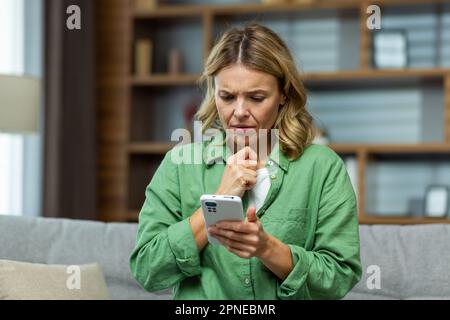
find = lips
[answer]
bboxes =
[230,126,257,135]
[230,125,256,129]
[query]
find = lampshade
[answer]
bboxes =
[0,74,41,133]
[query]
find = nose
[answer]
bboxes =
[233,98,250,120]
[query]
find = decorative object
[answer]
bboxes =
[424,185,449,217]
[373,30,408,69]
[168,48,183,74]
[134,38,152,76]
[134,0,157,11]
[0,74,40,133]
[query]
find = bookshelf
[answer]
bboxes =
[96,0,450,224]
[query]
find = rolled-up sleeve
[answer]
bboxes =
[129,150,201,292]
[167,218,201,276]
[276,157,362,299]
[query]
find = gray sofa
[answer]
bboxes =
[1,215,450,299]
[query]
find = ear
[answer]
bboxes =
[280,94,287,106]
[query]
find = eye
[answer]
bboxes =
[220,95,234,102]
[251,96,265,102]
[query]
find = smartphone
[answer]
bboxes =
[200,194,244,245]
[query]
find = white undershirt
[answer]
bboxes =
[248,167,271,212]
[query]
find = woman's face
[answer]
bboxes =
[214,64,285,152]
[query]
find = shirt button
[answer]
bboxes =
[270,175,276,180]
[244,277,251,285]
[268,160,273,166]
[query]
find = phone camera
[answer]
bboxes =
[205,202,217,207]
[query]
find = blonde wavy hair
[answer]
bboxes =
[195,23,315,160]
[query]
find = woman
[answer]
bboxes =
[130,23,361,299]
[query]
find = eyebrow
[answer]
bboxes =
[218,89,269,95]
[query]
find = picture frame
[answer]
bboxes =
[424,185,450,218]
[372,30,408,69]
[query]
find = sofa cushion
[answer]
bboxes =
[0,260,110,300]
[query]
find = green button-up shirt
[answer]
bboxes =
[130,131,362,299]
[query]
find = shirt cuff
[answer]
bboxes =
[276,244,310,299]
[167,217,202,277]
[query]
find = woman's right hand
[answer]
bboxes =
[215,146,258,198]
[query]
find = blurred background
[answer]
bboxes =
[1,0,450,225]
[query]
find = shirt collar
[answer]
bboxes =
[268,141,289,172]
[204,130,290,172]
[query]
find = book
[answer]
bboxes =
[134,39,152,76]
[134,0,157,11]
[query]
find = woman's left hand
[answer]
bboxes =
[208,207,271,259]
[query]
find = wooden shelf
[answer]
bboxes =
[304,69,449,89]
[212,1,358,15]
[132,2,354,19]
[361,0,449,7]
[133,5,206,18]
[131,74,200,86]
[130,69,450,87]
[132,0,443,19]
[360,216,450,225]
[330,143,450,154]
[304,68,450,82]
